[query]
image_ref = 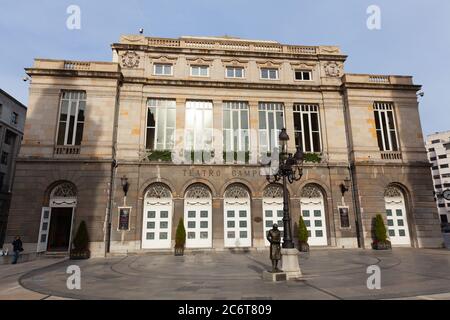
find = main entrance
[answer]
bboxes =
[37,182,77,253]
[184,184,212,248]
[385,186,411,246]
[142,183,173,249]
[300,184,328,246]
[223,184,252,248]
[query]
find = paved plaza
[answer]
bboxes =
[2,248,450,300]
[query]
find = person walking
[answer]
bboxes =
[11,236,23,264]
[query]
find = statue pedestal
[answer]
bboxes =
[262,271,287,282]
[281,248,302,280]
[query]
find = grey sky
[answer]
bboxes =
[1,0,449,135]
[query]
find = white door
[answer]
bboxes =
[224,203,251,248]
[142,200,172,249]
[300,199,328,246]
[185,203,212,248]
[37,207,51,252]
[263,200,284,246]
[385,198,411,246]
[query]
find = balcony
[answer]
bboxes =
[381,151,403,161]
[54,146,81,156]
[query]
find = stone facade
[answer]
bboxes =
[4,35,443,257]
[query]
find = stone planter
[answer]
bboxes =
[174,246,185,256]
[298,242,310,252]
[372,241,392,250]
[70,250,91,260]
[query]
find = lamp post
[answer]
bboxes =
[120,176,129,197]
[266,128,304,249]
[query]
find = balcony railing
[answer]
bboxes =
[54,146,81,155]
[381,151,402,160]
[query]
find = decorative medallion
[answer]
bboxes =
[121,51,141,68]
[301,185,322,199]
[225,185,249,199]
[385,186,402,198]
[186,184,211,199]
[323,62,342,77]
[51,182,77,198]
[263,185,283,198]
[146,183,172,199]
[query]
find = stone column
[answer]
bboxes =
[212,100,223,164]
[172,198,184,247]
[248,101,259,165]
[252,197,265,248]
[175,98,186,162]
[212,198,224,249]
[284,102,296,153]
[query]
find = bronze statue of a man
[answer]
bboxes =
[267,224,282,273]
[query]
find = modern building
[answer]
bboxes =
[0,89,27,247]
[426,131,450,225]
[4,35,443,257]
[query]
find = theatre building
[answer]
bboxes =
[5,35,443,257]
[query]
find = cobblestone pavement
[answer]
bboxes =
[8,248,450,300]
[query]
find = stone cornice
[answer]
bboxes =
[123,77,342,92]
[342,82,422,92]
[111,43,348,62]
[25,68,123,81]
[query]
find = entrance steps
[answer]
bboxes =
[45,252,69,259]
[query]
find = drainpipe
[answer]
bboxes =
[105,73,122,256]
[341,87,365,249]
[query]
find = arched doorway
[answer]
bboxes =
[300,184,328,246]
[184,184,212,248]
[262,184,284,246]
[384,185,411,246]
[37,182,77,253]
[142,183,173,249]
[224,184,252,248]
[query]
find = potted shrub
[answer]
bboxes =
[70,221,91,260]
[298,215,310,252]
[175,218,186,256]
[372,214,392,250]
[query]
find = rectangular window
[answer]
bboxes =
[185,100,213,151]
[57,91,86,146]
[439,155,447,159]
[223,102,250,152]
[190,65,209,77]
[431,139,441,144]
[11,112,18,125]
[373,102,399,151]
[258,102,284,153]
[295,70,312,81]
[4,130,15,145]
[293,104,322,153]
[153,63,173,76]
[260,68,279,80]
[428,148,435,152]
[430,157,437,161]
[441,164,449,169]
[226,67,245,78]
[435,184,443,189]
[1,152,8,165]
[146,99,176,151]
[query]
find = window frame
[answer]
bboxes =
[153,63,173,76]
[145,98,177,151]
[225,66,245,79]
[11,112,18,125]
[223,101,250,153]
[294,70,313,81]
[293,104,322,153]
[190,65,210,77]
[56,91,86,146]
[258,102,285,153]
[260,68,279,80]
[184,100,214,151]
[373,102,400,152]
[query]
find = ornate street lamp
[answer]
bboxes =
[266,128,304,249]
